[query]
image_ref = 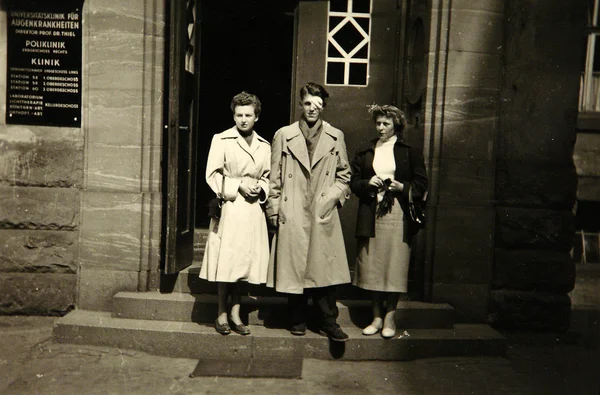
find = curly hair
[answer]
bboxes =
[368,104,407,135]
[230,91,262,117]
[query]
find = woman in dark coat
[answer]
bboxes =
[350,105,428,338]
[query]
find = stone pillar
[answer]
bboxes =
[490,0,585,331]
[77,0,164,311]
[423,0,505,321]
[0,8,81,314]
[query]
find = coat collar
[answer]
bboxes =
[356,135,411,153]
[220,127,269,158]
[285,121,338,171]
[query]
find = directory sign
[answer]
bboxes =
[6,1,84,127]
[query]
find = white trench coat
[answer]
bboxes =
[200,127,271,284]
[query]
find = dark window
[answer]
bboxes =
[348,63,367,85]
[329,0,348,12]
[326,62,345,84]
[352,0,371,13]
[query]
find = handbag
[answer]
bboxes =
[408,185,426,229]
[207,196,222,219]
[207,152,226,219]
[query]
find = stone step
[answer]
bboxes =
[112,292,455,329]
[193,228,209,261]
[54,310,507,361]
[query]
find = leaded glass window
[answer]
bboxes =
[326,0,372,86]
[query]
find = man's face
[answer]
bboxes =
[233,105,258,133]
[300,94,324,124]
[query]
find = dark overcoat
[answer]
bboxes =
[350,137,428,240]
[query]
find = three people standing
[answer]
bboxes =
[200,87,428,341]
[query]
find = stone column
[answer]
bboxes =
[490,0,585,331]
[77,0,164,311]
[423,0,505,321]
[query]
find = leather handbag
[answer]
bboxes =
[408,185,426,229]
[208,152,226,219]
[207,196,222,219]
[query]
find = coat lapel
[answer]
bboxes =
[310,122,337,169]
[285,125,311,172]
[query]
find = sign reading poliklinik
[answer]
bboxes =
[6,1,84,127]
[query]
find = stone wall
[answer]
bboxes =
[422,0,504,321]
[0,7,81,314]
[490,0,586,331]
[0,0,165,314]
[77,0,164,311]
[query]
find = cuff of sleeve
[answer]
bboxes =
[223,177,242,201]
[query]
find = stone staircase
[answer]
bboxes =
[53,228,507,361]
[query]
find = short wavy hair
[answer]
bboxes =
[368,104,407,135]
[231,91,262,117]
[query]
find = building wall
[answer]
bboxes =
[76,0,164,311]
[0,4,81,314]
[490,0,585,330]
[0,0,165,313]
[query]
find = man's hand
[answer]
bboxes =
[268,214,279,229]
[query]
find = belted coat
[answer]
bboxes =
[200,127,271,284]
[266,121,352,294]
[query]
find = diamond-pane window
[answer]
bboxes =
[326,0,371,86]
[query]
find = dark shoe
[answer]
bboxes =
[289,323,307,336]
[230,321,251,336]
[319,323,349,342]
[214,319,231,335]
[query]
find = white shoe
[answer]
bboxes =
[382,312,396,338]
[362,320,383,336]
[381,327,396,338]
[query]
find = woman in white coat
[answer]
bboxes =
[200,92,271,336]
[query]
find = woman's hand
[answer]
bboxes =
[387,180,404,193]
[368,175,385,188]
[239,180,261,202]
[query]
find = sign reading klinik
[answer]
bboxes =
[5,1,84,127]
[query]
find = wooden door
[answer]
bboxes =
[163,0,200,274]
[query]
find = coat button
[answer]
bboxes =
[331,151,334,155]
[288,174,292,178]
[320,215,325,219]
[284,196,288,201]
[280,219,285,224]
[321,193,325,197]
[326,171,330,175]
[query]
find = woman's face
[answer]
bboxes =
[375,116,395,141]
[233,105,258,134]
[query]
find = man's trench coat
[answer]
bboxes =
[266,121,352,294]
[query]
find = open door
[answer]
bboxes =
[163,0,201,274]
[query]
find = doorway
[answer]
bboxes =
[195,0,299,227]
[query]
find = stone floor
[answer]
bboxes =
[1,311,599,395]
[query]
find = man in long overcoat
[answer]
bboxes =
[266,82,351,342]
